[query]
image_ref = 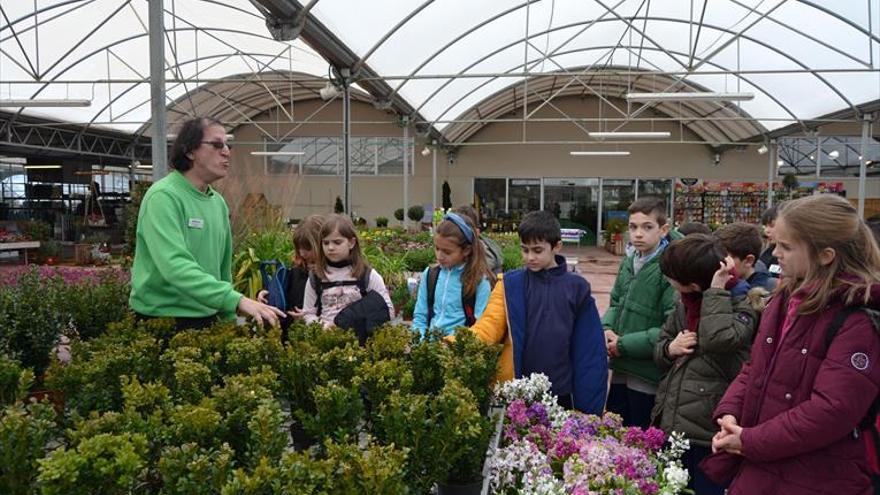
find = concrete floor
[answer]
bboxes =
[560,246,623,316]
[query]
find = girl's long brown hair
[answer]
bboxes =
[434,215,494,298]
[776,194,880,314]
[291,214,325,269]
[314,214,369,280]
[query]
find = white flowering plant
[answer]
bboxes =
[489,374,691,495]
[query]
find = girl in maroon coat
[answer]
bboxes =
[704,194,880,495]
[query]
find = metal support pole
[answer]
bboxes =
[858,114,872,218]
[431,146,437,213]
[149,0,167,181]
[767,139,776,209]
[342,79,352,216]
[815,134,821,179]
[402,117,410,229]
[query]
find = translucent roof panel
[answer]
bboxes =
[0,0,330,133]
[311,0,880,134]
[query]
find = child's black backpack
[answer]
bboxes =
[424,265,478,327]
[309,269,390,345]
[259,260,288,312]
[824,305,880,474]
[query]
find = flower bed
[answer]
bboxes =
[489,374,690,495]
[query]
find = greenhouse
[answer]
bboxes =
[0,1,879,494]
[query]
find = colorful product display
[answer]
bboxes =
[674,180,845,227]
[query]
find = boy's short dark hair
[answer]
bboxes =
[760,204,779,226]
[715,222,762,261]
[678,222,711,236]
[660,234,727,291]
[518,210,561,246]
[628,197,667,226]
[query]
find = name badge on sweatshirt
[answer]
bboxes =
[188,218,204,229]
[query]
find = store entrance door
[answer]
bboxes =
[542,178,599,246]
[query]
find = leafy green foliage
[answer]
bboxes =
[37,432,149,495]
[232,226,294,299]
[407,205,425,222]
[0,354,32,406]
[297,381,363,443]
[0,400,58,495]
[375,216,388,228]
[158,442,234,495]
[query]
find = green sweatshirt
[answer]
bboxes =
[129,171,242,320]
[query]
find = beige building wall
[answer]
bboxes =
[219,95,879,226]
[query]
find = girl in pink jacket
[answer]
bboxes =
[704,194,880,495]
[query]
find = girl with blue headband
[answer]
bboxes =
[412,212,494,335]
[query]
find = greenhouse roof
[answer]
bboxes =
[1,0,878,147]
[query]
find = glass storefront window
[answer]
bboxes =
[473,178,506,230]
[638,179,673,217]
[602,179,635,226]
[543,178,599,245]
[508,178,541,223]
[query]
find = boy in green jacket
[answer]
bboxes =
[603,197,681,427]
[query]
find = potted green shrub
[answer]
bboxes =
[394,208,405,223]
[408,205,425,224]
[602,218,628,255]
[375,216,389,228]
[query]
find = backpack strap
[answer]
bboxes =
[309,272,323,316]
[425,266,441,326]
[824,306,880,435]
[356,268,372,297]
[462,289,477,327]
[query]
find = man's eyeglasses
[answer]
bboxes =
[201,140,232,150]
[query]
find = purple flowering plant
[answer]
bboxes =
[489,374,691,495]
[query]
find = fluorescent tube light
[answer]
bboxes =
[0,157,27,164]
[0,98,91,107]
[24,165,62,169]
[588,131,670,139]
[570,151,630,156]
[250,151,305,156]
[626,92,754,102]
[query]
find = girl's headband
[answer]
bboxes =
[443,212,475,243]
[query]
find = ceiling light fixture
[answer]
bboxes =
[626,92,754,102]
[757,144,768,155]
[828,150,840,159]
[570,151,631,156]
[0,157,27,164]
[0,98,91,107]
[588,131,670,139]
[24,165,62,169]
[777,159,784,167]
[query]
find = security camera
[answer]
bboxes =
[319,81,340,101]
[714,153,721,166]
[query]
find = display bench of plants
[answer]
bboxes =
[0,314,504,495]
[488,374,691,495]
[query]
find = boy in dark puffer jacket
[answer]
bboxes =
[652,234,761,495]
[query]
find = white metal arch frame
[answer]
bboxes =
[409,15,860,132]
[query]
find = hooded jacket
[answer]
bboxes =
[651,282,760,447]
[702,282,880,495]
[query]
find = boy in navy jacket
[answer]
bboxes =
[470,210,608,414]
